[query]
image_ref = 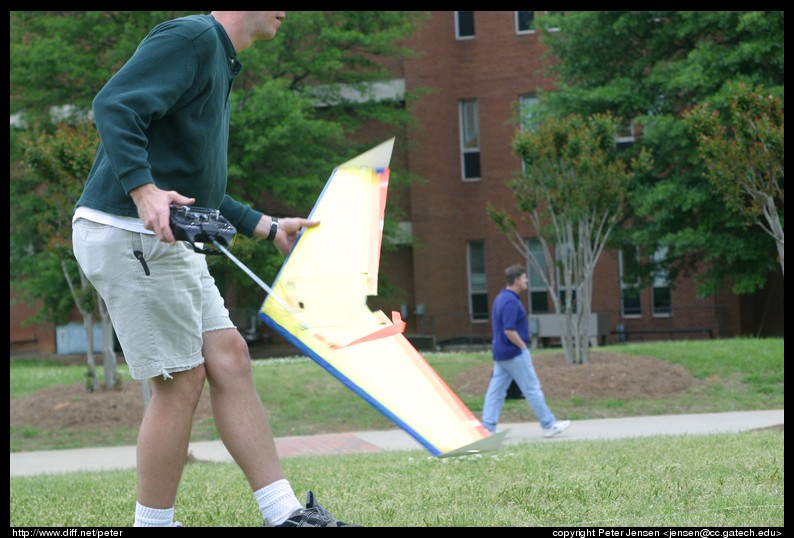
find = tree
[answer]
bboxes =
[10,11,200,123]
[11,121,118,391]
[11,11,426,316]
[218,11,426,306]
[489,114,652,365]
[535,11,784,297]
[684,82,784,276]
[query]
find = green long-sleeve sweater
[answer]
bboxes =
[76,14,263,236]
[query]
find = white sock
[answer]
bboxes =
[255,479,303,525]
[134,502,175,527]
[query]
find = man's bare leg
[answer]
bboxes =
[136,365,206,508]
[202,328,286,490]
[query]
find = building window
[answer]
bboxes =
[456,11,475,39]
[459,99,481,180]
[519,94,539,172]
[651,247,672,316]
[619,247,642,317]
[616,122,636,152]
[556,242,576,307]
[525,239,549,314]
[543,11,563,32]
[519,94,539,131]
[517,11,561,33]
[516,11,535,33]
[468,241,488,321]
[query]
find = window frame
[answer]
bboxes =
[651,247,672,317]
[455,11,475,40]
[515,11,535,34]
[467,241,489,322]
[619,248,642,318]
[518,94,540,173]
[459,98,481,181]
[543,11,563,32]
[525,238,550,314]
[616,121,636,152]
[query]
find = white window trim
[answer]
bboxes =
[525,238,549,314]
[544,11,562,32]
[467,241,488,322]
[515,11,536,35]
[619,249,642,318]
[518,94,539,173]
[459,99,481,181]
[455,11,475,40]
[651,247,672,318]
[617,122,636,146]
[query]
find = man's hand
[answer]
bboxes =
[274,217,320,256]
[130,184,195,244]
[256,215,320,256]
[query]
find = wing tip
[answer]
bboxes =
[438,429,510,458]
[337,137,396,170]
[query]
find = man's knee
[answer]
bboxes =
[151,364,206,408]
[204,329,252,377]
[226,338,253,376]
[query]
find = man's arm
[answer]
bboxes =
[218,195,319,255]
[93,33,199,198]
[129,184,195,244]
[253,215,320,256]
[503,329,527,350]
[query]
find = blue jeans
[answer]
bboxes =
[482,348,556,431]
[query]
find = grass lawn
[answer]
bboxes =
[9,338,784,527]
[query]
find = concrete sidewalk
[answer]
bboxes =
[10,409,783,478]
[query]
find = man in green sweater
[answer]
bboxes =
[72,11,357,527]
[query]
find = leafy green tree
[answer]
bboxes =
[11,122,118,391]
[10,12,199,123]
[11,11,425,322]
[535,11,783,296]
[490,114,652,365]
[218,11,425,306]
[684,82,784,276]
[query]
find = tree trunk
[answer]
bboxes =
[83,311,98,392]
[98,296,117,390]
[61,260,99,392]
[762,196,784,277]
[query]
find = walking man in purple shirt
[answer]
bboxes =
[482,264,571,438]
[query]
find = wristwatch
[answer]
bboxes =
[266,217,279,241]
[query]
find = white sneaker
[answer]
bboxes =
[543,420,571,438]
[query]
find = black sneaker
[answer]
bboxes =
[264,491,362,527]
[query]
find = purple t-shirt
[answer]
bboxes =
[491,288,529,361]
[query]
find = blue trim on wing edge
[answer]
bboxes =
[258,311,444,457]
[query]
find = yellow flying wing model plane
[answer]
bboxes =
[258,138,506,457]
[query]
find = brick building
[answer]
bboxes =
[369,10,783,347]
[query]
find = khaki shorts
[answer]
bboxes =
[72,218,235,380]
